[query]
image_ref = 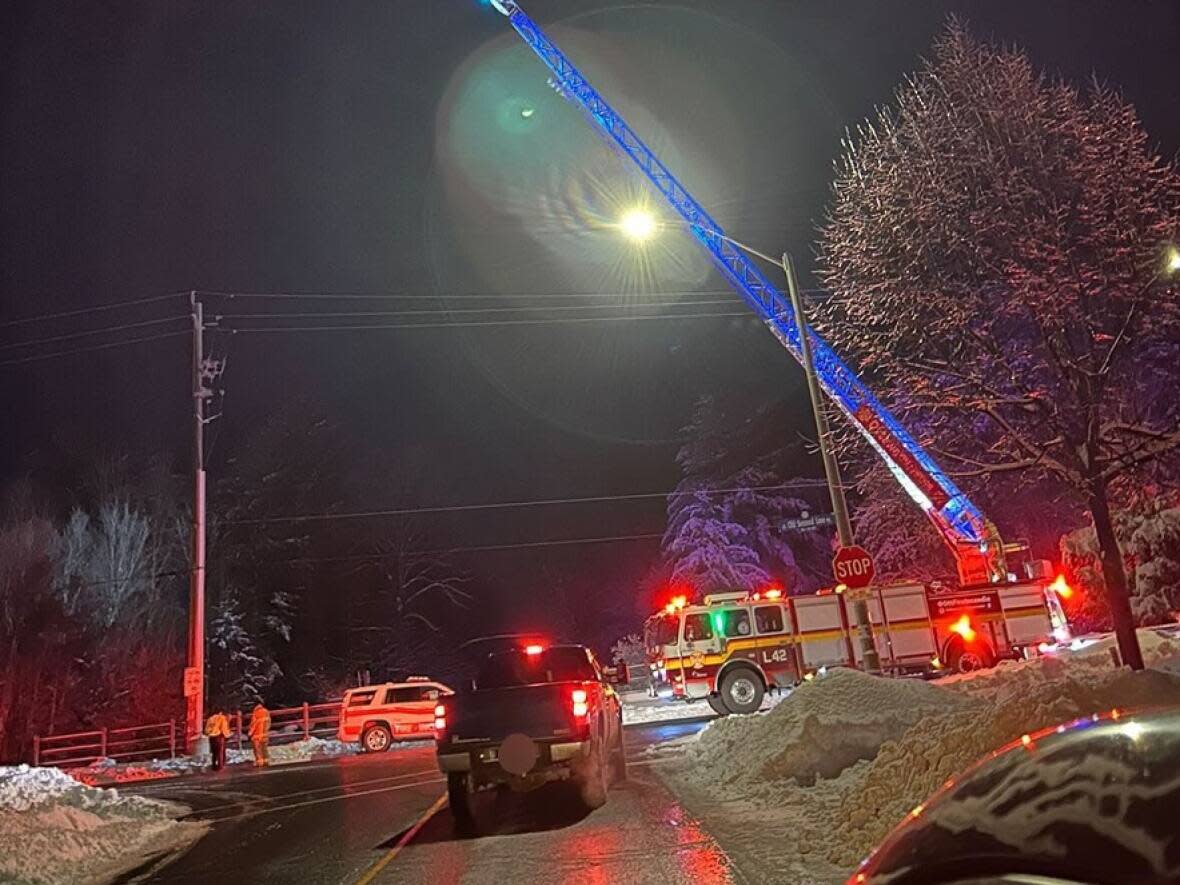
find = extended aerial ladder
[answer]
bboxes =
[489,1,1008,587]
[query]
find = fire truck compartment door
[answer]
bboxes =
[878,585,937,660]
[998,583,1052,644]
[792,595,848,670]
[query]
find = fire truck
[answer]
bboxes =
[493,0,1078,699]
[644,577,1071,715]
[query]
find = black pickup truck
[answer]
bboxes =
[434,642,627,822]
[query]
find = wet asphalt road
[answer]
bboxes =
[125,719,742,885]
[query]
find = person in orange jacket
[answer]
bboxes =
[205,710,231,772]
[248,703,271,767]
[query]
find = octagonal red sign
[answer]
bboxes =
[832,545,876,589]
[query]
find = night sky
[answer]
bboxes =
[2,1,1178,615]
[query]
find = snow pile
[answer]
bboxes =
[661,627,1180,882]
[685,669,975,789]
[0,765,204,885]
[265,736,358,763]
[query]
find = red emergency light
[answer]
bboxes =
[524,644,546,656]
[1050,575,1074,600]
[949,614,977,643]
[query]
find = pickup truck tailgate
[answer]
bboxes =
[446,683,580,744]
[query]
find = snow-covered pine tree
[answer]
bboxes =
[209,591,280,709]
[818,22,1180,668]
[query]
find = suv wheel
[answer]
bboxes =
[720,668,764,715]
[361,723,392,753]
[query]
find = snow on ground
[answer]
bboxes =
[621,693,713,726]
[70,735,419,786]
[0,764,205,885]
[654,626,1180,884]
[620,688,788,726]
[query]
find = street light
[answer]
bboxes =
[618,208,658,243]
[1166,245,1180,275]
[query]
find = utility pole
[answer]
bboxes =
[185,293,208,752]
[782,254,881,674]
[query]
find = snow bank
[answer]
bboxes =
[0,765,204,885]
[660,626,1180,883]
[73,735,371,785]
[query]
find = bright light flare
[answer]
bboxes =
[949,614,977,643]
[1120,721,1145,741]
[1167,246,1180,274]
[619,208,658,242]
[571,688,589,719]
[524,644,545,656]
[1050,575,1074,600]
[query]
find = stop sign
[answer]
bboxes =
[832,545,876,589]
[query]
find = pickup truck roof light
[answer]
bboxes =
[524,644,546,656]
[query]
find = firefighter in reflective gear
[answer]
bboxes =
[205,710,231,771]
[248,704,271,767]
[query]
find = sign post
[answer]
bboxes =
[832,545,879,665]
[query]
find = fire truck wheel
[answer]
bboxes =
[577,742,608,810]
[707,694,729,716]
[360,723,392,753]
[946,638,996,674]
[447,772,475,825]
[720,668,764,715]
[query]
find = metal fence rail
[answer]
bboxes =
[34,721,177,768]
[32,701,342,768]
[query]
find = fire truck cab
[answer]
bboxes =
[646,579,1070,716]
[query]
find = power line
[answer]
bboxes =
[213,299,738,321]
[197,287,829,302]
[274,531,668,566]
[197,288,751,301]
[0,292,187,330]
[0,330,189,368]
[218,311,752,335]
[223,480,831,526]
[0,315,189,353]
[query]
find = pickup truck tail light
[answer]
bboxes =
[571,688,589,720]
[433,703,447,736]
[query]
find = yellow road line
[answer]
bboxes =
[354,791,448,885]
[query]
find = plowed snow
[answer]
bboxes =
[660,626,1180,883]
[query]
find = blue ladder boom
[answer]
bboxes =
[491,1,1004,585]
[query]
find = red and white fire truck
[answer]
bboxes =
[644,575,1071,715]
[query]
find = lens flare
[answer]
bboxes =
[619,208,658,242]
